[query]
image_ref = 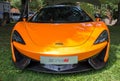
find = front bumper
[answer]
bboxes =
[27,60,92,74]
[12,45,108,73]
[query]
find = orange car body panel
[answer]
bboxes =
[11,21,110,63]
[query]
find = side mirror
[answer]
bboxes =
[23,18,26,22]
[94,13,101,21]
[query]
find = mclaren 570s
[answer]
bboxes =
[11,5,110,73]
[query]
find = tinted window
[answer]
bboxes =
[29,6,93,23]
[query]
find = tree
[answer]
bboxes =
[29,0,44,11]
[19,0,44,20]
[100,0,120,25]
[11,0,21,9]
[10,0,44,11]
[44,0,101,6]
[116,2,120,25]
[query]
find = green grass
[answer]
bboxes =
[0,23,120,81]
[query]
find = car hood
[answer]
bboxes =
[25,22,95,47]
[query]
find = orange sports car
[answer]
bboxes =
[11,5,110,73]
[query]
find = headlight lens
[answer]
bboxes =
[94,30,108,44]
[12,30,25,44]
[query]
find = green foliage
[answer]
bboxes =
[100,0,120,4]
[0,0,6,1]
[29,0,44,11]
[9,0,119,18]
[80,2,95,18]
[97,0,120,19]
[10,0,44,11]
[10,0,21,9]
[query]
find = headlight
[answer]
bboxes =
[12,30,25,44]
[94,30,108,44]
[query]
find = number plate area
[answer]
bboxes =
[40,56,78,64]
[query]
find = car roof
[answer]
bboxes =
[43,5,81,9]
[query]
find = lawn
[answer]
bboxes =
[0,23,120,81]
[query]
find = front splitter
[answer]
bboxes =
[27,60,92,74]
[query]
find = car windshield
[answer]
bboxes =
[29,6,93,23]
